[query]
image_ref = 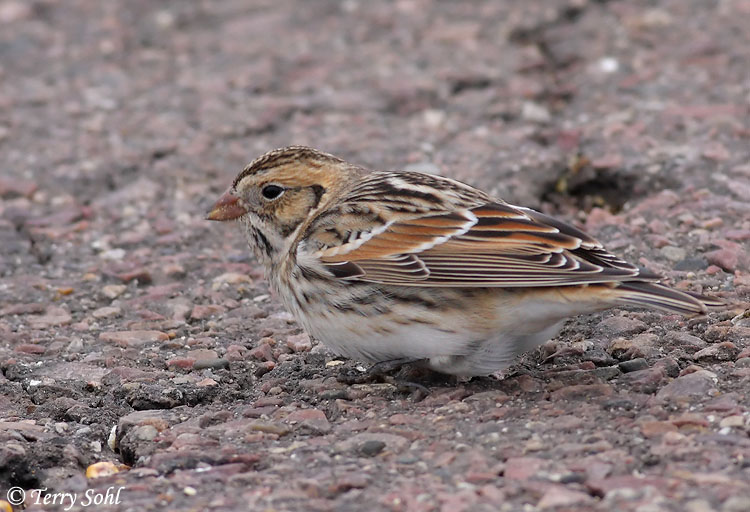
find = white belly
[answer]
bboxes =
[288,291,571,377]
[276,273,604,377]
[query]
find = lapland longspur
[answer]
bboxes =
[207,146,721,377]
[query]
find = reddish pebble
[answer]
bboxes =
[504,457,545,480]
[14,343,46,354]
[671,413,709,428]
[598,316,647,336]
[284,408,331,434]
[190,304,226,320]
[550,384,614,401]
[225,344,247,361]
[115,268,152,285]
[286,333,312,352]
[706,249,739,272]
[537,486,592,509]
[99,330,169,347]
[0,176,38,198]
[187,348,219,361]
[166,357,195,369]
[585,207,619,231]
[249,343,275,362]
[640,421,678,438]
[725,229,750,241]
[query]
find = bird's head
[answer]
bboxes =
[206,146,357,265]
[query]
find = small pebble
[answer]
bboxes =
[92,306,121,319]
[132,425,159,441]
[193,358,229,370]
[101,284,127,299]
[657,370,718,400]
[693,342,739,362]
[521,101,550,123]
[618,358,649,373]
[99,330,169,347]
[718,416,744,429]
[358,440,386,457]
[86,461,122,479]
[660,246,686,262]
[598,57,619,73]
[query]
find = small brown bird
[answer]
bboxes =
[207,146,721,377]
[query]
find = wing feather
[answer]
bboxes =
[301,171,653,287]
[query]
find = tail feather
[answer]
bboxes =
[614,282,723,317]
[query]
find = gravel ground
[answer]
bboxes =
[1,1,749,511]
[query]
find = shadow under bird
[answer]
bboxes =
[206,146,722,377]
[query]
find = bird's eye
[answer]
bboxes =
[261,184,284,200]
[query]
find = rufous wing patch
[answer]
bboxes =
[314,201,649,287]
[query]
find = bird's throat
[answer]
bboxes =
[240,217,283,270]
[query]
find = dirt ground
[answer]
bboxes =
[1,0,749,511]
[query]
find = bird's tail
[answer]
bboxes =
[613,282,724,316]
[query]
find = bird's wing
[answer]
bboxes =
[299,171,659,287]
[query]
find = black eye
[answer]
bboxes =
[261,184,284,200]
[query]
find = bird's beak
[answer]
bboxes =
[206,189,247,221]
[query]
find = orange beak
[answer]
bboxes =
[206,189,248,221]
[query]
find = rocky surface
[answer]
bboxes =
[0,0,749,511]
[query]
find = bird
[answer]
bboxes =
[206,146,722,377]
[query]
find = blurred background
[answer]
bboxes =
[2,0,747,225]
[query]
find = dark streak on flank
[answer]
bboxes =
[298,265,326,282]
